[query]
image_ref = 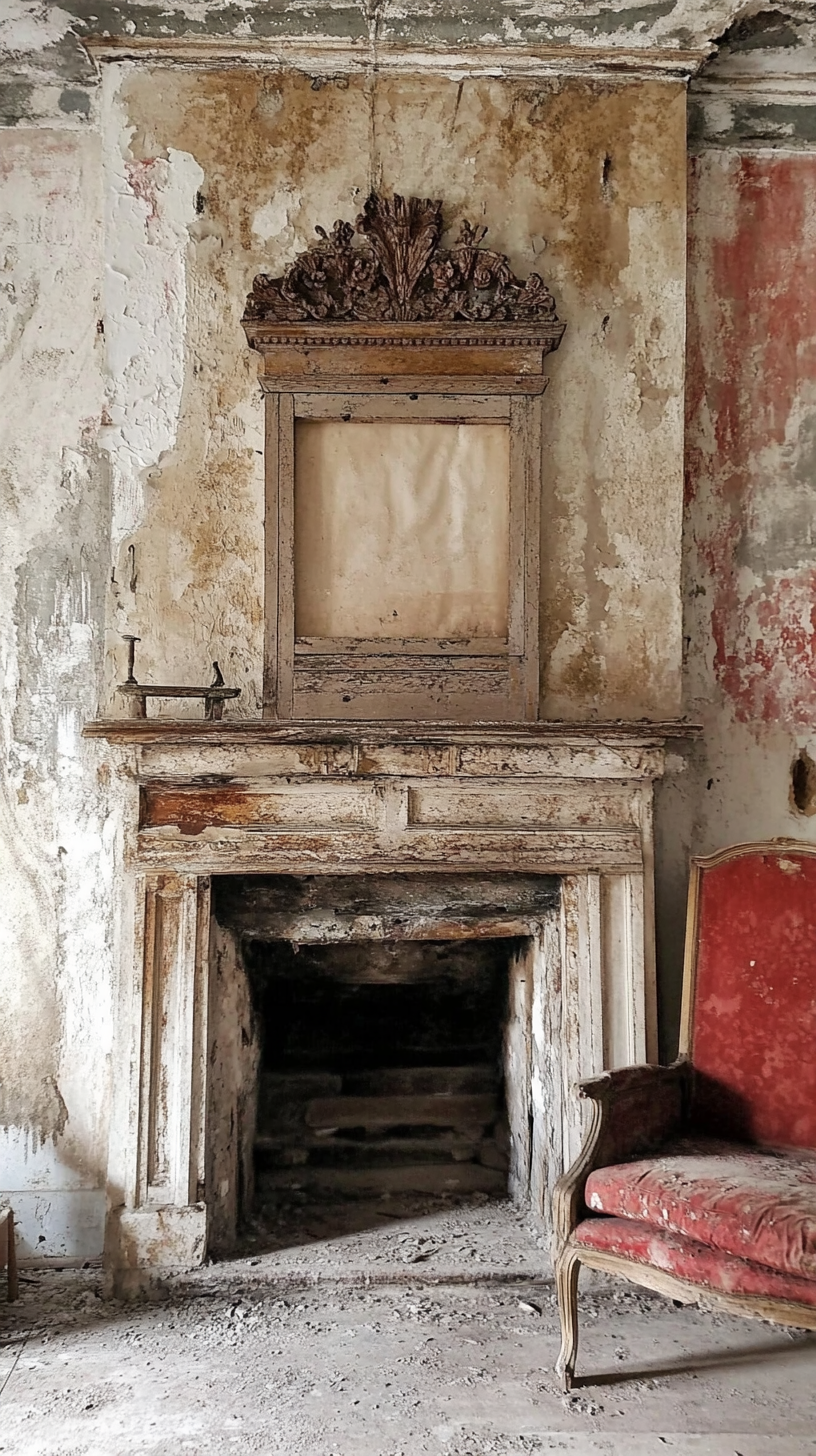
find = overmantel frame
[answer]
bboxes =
[242,192,566,722]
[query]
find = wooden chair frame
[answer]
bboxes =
[553,839,816,1390]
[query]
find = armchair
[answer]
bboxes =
[554,841,816,1389]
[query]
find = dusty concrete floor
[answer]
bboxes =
[2,1198,816,1455]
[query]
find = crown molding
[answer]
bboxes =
[82,34,707,83]
[691,71,816,102]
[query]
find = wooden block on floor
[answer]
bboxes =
[257,1071,345,1135]
[0,1207,17,1302]
[256,1132,486,1169]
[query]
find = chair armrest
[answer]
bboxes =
[552,1058,692,1247]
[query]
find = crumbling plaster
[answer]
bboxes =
[0,126,116,1257]
[3,2,812,130]
[689,6,816,150]
[2,0,815,1260]
[656,34,816,1053]
[103,63,687,719]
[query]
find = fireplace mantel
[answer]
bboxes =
[96,718,695,1291]
[85,718,698,746]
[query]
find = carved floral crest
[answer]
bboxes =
[243,192,563,331]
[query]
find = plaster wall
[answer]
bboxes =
[1,0,788,1262]
[655,89,816,1052]
[0,127,115,1257]
[104,64,687,721]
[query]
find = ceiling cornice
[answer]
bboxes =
[82,34,708,83]
[691,70,816,100]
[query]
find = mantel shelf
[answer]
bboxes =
[83,717,702,747]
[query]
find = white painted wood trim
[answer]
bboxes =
[638,782,659,1061]
[600,872,645,1069]
[559,874,606,1170]
[135,874,210,1209]
[106,733,663,1268]
[530,915,562,1219]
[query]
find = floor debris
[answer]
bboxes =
[2,1200,815,1454]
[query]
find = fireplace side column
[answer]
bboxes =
[106,871,210,1292]
[557,858,655,1174]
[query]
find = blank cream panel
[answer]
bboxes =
[294,420,511,640]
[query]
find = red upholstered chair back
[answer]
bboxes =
[683,843,816,1151]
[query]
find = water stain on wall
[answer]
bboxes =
[0,128,113,1158]
[111,65,686,720]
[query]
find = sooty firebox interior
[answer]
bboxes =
[247,937,514,1203]
[211,873,559,1222]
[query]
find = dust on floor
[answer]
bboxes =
[2,1198,816,1455]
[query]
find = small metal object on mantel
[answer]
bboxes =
[117,636,240,721]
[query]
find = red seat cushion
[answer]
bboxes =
[573,1216,816,1309]
[584,1137,816,1279]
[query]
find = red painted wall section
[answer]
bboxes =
[686,153,816,730]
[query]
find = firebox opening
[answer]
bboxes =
[245,937,517,1211]
[209,872,559,1252]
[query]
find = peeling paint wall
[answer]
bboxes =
[104,65,686,719]
[4,0,808,125]
[689,8,816,151]
[655,18,816,1054]
[688,152,816,733]
[0,128,115,1258]
[3,0,803,1260]
[102,64,265,712]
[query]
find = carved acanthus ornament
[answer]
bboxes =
[243,192,565,349]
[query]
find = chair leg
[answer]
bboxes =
[555,1244,581,1392]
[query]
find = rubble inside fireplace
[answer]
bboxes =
[209,873,560,1249]
[248,937,513,1206]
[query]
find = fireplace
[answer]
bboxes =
[91,720,664,1290]
[247,937,512,1207]
[207,872,562,1242]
